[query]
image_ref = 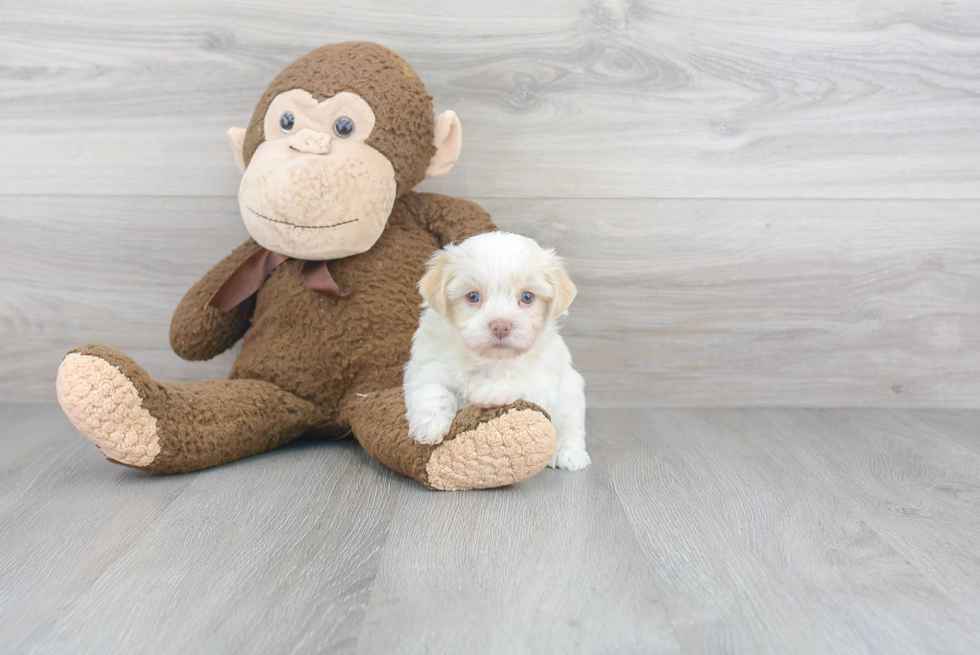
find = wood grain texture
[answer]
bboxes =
[1,0,979,198]
[4,195,978,406]
[753,410,980,621]
[356,453,680,654]
[2,0,978,404]
[597,407,980,653]
[0,406,400,654]
[901,409,980,455]
[3,405,980,653]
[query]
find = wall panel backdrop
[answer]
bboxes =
[2,0,979,406]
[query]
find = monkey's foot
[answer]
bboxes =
[56,345,161,468]
[57,345,322,474]
[424,401,557,491]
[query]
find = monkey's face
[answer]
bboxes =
[237,90,397,261]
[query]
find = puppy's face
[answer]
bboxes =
[419,232,577,360]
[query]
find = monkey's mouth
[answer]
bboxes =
[245,205,359,230]
[288,146,330,155]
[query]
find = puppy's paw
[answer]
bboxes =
[408,411,454,445]
[468,384,522,409]
[549,445,592,471]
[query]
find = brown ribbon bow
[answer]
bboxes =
[206,247,352,311]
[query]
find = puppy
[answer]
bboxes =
[404,231,590,471]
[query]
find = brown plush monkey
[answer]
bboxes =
[55,42,557,490]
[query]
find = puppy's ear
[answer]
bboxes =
[547,256,577,321]
[419,249,451,316]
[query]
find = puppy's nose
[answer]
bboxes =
[289,128,331,155]
[490,320,512,339]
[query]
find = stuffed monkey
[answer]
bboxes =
[55,42,557,490]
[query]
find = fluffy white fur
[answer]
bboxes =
[404,231,590,471]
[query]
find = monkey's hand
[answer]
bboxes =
[409,193,497,247]
[169,239,261,361]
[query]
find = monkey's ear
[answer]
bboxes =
[418,249,451,316]
[425,111,462,178]
[548,257,578,321]
[227,127,247,173]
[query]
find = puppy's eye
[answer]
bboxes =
[466,291,481,304]
[279,111,295,133]
[333,117,355,138]
[521,291,535,304]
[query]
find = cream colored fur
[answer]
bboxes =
[424,110,462,178]
[425,408,557,490]
[229,90,463,261]
[56,354,161,467]
[236,90,396,260]
[405,232,591,471]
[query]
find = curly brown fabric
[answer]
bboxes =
[57,42,559,490]
[242,42,436,197]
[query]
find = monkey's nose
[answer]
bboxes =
[289,128,332,155]
[490,320,512,339]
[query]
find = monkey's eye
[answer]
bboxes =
[521,291,535,305]
[466,291,481,304]
[279,111,295,133]
[333,117,355,138]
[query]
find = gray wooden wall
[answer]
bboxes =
[3,0,979,406]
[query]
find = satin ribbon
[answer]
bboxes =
[206,247,352,311]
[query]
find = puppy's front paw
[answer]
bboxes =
[408,411,454,445]
[549,446,592,471]
[468,384,522,409]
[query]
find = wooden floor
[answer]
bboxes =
[2,405,979,653]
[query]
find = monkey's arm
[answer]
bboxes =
[169,239,261,361]
[409,192,497,246]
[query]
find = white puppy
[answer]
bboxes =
[404,231,590,471]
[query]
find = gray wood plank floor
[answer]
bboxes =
[3,405,980,654]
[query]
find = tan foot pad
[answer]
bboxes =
[56,353,161,467]
[425,408,558,491]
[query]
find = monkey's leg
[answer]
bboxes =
[343,388,557,491]
[56,345,320,474]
